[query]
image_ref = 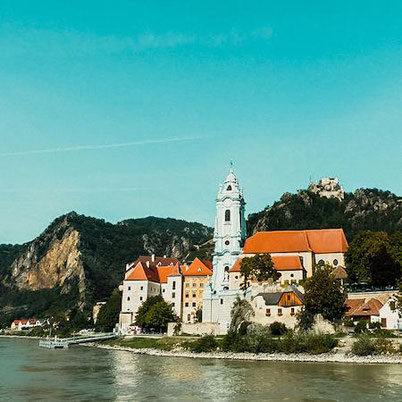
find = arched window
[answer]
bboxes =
[227,185,232,191]
[225,209,231,222]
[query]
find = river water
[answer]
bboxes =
[0,338,401,401]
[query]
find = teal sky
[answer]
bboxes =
[1,1,401,244]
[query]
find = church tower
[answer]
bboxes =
[211,165,246,291]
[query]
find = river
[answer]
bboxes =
[0,338,401,401]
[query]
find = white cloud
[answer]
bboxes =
[0,136,208,157]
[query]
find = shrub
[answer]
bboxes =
[368,321,381,330]
[185,335,218,353]
[343,317,354,328]
[374,338,397,355]
[372,328,396,338]
[269,322,287,336]
[351,335,376,356]
[354,321,368,335]
[302,333,338,355]
[238,321,251,336]
[247,324,277,354]
[221,331,250,353]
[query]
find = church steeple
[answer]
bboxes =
[211,165,246,291]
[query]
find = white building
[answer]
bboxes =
[372,297,402,330]
[202,167,247,333]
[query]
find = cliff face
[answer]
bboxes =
[0,213,213,324]
[248,188,402,240]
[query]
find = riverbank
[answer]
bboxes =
[87,342,402,364]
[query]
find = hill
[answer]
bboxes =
[0,213,212,327]
[247,188,402,240]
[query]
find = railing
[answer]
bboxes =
[39,333,117,349]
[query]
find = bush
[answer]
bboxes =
[296,308,315,331]
[351,335,376,356]
[185,335,218,353]
[372,328,396,338]
[368,321,381,330]
[238,321,251,336]
[269,322,287,336]
[221,331,250,353]
[279,332,337,355]
[354,321,368,335]
[343,317,354,328]
[247,324,278,354]
[374,338,397,355]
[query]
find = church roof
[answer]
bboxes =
[182,258,213,276]
[243,229,348,254]
[229,255,303,273]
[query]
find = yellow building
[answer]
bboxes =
[182,258,213,323]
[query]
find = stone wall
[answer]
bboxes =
[167,322,220,336]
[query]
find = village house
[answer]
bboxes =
[345,298,383,323]
[119,256,212,331]
[252,285,305,328]
[372,297,402,330]
[11,318,42,331]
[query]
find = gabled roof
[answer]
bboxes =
[182,258,213,276]
[134,255,179,266]
[157,264,181,283]
[256,286,304,306]
[331,266,348,280]
[13,319,21,325]
[126,261,159,282]
[352,298,383,317]
[345,299,365,316]
[243,229,348,254]
[229,255,303,273]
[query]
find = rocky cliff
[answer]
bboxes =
[0,213,213,325]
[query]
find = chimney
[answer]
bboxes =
[151,254,155,262]
[163,255,167,258]
[146,261,150,268]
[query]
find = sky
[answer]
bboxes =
[1,1,401,244]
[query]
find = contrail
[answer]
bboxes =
[0,136,208,157]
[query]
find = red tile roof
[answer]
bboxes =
[182,258,213,276]
[345,298,383,317]
[126,261,160,282]
[229,255,303,273]
[157,264,181,283]
[243,229,348,254]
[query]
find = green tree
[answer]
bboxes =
[144,300,178,332]
[95,289,122,332]
[135,295,164,328]
[240,254,280,290]
[229,297,254,333]
[345,231,401,286]
[303,264,347,322]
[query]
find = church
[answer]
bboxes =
[118,167,348,334]
[202,167,348,334]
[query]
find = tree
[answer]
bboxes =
[240,254,280,290]
[135,295,163,328]
[95,289,122,332]
[345,231,401,286]
[229,297,255,333]
[303,264,347,322]
[144,300,178,332]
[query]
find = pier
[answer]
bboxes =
[39,333,117,349]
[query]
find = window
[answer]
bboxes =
[192,302,196,307]
[186,283,190,288]
[162,289,165,293]
[287,294,291,301]
[290,274,294,278]
[172,292,175,298]
[278,308,283,316]
[291,308,295,316]
[187,314,191,322]
[140,286,144,290]
[220,299,223,305]
[172,281,176,290]
[225,240,230,246]
[200,283,204,288]
[225,209,231,222]
[185,293,189,298]
[193,283,197,287]
[266,309,271,317]
[140,297,143,301]
[227,185,232,191]
[128,286,131,291]
[333,259,339,266]
[127,296,130,301]
[192,293,196,298]
[318,259,325,266]
[235,275,238,279]
[185,302,189,307]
